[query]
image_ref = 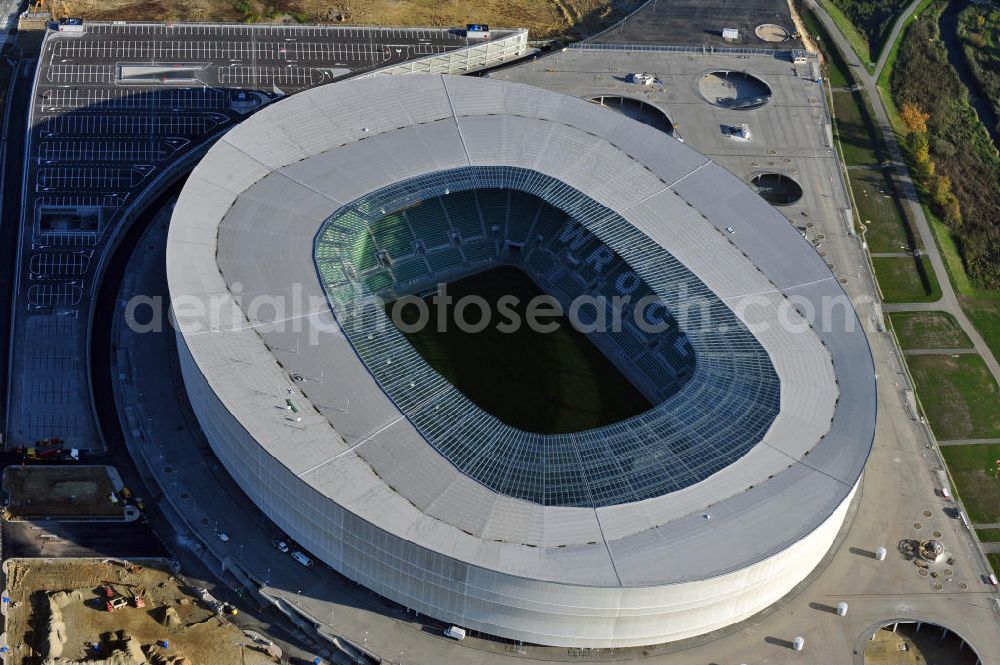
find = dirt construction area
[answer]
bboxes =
[33,0,643,40]
[2,559,277,665]
[3,466,125,520]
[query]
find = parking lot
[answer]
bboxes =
[5,21,502,450]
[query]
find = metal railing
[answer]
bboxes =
[568,42,812,62]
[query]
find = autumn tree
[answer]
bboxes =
[900,101,930,134]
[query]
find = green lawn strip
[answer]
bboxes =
[852,168,917,252]
[910,355,1000,440]
[941,444,1000,524]
[832,91,881,165]
[821,0,875,69]
[888,311,972,349]
[872,255,940,302]
[989,554,1000,576]
[976,528,1000,542]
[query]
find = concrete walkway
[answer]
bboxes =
[937,439,1000,447]
[874,0,927,80]
[813,1,1000,390]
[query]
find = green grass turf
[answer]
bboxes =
[990,553,1000,576]
[976,528,1000,542]
[387,265,652,434]
[909,355,1000,440]
[941,444,1000,523]
[822,0,877,69]
[852,168,918,252]
[832,91,882,166]
[889,311,973,349]
[872,255,941,302]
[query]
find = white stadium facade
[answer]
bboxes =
[166,74,876,648]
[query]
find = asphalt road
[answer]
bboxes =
[1,519,167,558]
[0,30,36,438]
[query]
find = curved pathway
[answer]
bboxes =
[814,1,1000,388]
[874,0,925,80]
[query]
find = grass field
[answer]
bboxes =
[852,168,917,252]
[389,265,651,434]
[889,311,972,349]
[941,444,1000,523]
[908,355,1000,440]
[822,0,876,68]
[832,91,882,166]
[977,528,1000,541]
[872,255,940,302]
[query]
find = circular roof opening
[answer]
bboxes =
[699,71,771,110]
[865,621,979,665]
[751,173,803,205]
[588,95,674,135]
[755,23,790,42]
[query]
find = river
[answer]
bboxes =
[939,0,1000,150]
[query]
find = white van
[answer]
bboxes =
[444,626,466,641]
[290,551,314,568]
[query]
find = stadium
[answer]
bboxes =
[166,74,876,648]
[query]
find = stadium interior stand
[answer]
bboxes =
[314,166,780,507]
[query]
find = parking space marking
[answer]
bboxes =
[39,139,181,162]
[29,252,91,277]
[51,39,399,62]
[26,283,83,307]
[218,66,319,87]
[39,113,221,137]
[38,166,152,190]
[47,64,115,84]
[40,88,228,111]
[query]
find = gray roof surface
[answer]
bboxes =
[590,0,802,50]
[167,74,875,587]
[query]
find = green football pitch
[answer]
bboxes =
[387,265,651,434]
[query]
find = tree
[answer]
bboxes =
[900,102,930,134]
[907,131,935,180]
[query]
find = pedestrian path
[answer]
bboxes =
[938,439,1000,446]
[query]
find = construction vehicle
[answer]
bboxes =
[106,596,128,612]
[19,440,80,463]
[107,581,146,608]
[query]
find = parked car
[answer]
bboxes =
[290,551,313,568]
[444,626,466,641]
[273,539,290,553]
